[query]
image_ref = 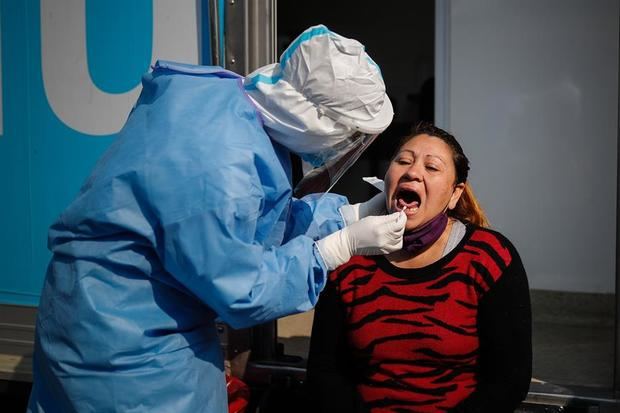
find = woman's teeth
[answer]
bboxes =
[395,199,419,213]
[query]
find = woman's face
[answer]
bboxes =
[384,134,464,231]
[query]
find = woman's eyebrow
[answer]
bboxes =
[398,149,446,164]
[425,154,446,165]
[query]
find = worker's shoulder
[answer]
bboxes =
[143,60,246,104]
[133,60,268,150]
[152,60,242,80]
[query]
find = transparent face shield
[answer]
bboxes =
[293,132,379,198]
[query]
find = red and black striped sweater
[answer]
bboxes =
[307,225,532,413]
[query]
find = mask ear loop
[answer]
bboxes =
[445,180,466,217]
[443,188,456,214]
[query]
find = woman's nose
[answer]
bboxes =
[404,162,423,181]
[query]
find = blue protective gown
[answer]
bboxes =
[27,61,347,413]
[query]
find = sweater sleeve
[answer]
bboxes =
[451,248,532,413]
[306,280,369,413]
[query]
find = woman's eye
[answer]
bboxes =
[396,158,412,165]
[426,164,439,171]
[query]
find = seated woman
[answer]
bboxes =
[307,122,532,413]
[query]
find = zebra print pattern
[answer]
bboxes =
[329,227,514,412]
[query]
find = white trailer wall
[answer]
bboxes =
[438,0,619,293]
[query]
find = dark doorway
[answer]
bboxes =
[278,0,436,203]
[274,0,435,363]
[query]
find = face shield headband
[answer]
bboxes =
[293,132,378,198]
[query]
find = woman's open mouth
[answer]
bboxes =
[394,188,421,214]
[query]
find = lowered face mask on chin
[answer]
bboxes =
[401,212,449,254]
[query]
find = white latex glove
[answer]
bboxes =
[316,211,407,270]
[339,192,386,226]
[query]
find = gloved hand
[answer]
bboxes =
[339,192,386,226]
[316,211,407,270]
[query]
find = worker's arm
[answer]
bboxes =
[283,193,349,242]
[151,150,402,329]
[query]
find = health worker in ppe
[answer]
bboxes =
[27,25,406,413]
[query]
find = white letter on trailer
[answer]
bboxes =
[41,0,200,136]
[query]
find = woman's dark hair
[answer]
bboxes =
[394,122,489,227]
[400,122,469,184]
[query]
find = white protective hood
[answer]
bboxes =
[244,24,393,166]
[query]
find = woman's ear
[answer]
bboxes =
[448,182,465,210]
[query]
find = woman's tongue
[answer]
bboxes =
[397,198,419,212]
